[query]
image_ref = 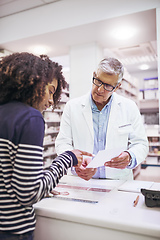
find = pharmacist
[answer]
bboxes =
[55,57,149,180]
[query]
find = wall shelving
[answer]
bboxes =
[43,88,69,168]
[139,77,160,168]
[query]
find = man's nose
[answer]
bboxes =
[98,84,104,92]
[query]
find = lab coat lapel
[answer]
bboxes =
[105,93,120,149]
[81,93,94,140]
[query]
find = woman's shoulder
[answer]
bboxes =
[3,101,43,120]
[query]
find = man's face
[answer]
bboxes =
[91,69,120,110]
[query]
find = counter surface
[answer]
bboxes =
[34,175,160,240]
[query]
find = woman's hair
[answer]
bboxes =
[0,52,66,108]
[97,57,124,83]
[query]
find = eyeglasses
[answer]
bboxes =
[93,77,118,92]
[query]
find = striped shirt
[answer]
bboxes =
[0,101,77,234]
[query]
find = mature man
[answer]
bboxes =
[55,58,148,180]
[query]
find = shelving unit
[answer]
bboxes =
[139,76,160,168]
[139,77,158,100]
[143,125,160,167]
[116,69,139,105]
[139,76,159,124]
[140,77,159,124]
[115,69,140,178]
[43,88,69,168]
[43,118,60,168]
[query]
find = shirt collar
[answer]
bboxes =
[90,93,113,113]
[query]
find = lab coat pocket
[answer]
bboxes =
[118,124,134,135]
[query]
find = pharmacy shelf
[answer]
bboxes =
[141,163,160,167]
[45,121,60,123]
[43,152,57,158]
[149,142,160,147]
[116,76,139,104]
[43,88,69,165]
[45,130,59,135]
[140,99,159,113]
[145,125,160,137]
[143,77,158,80]
[43,141,55,147]
[54,109,63,114]
[148,153,160,158]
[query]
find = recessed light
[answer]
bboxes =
[111,26,137,40]
[30,45,50,55]
[139,64,149,70]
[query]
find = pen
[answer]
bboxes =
[133,195,139,207]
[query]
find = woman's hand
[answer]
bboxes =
[71,149,93,167]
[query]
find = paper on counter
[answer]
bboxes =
[49,183,113,203]
[149,182,160,191]
[86,147,125,168]
[118,180,154,193]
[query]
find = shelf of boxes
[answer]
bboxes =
[43,88,70,168]
[116,69,139,104]
[117,70,140,179]
[139,77,159,165]
[142,125,160,167]
[139,99,159,112]
[43,120,60,168]
[139,77,159,118]
[139,77,158,101]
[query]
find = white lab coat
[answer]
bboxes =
[55,92,149,180]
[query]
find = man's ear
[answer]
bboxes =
[114,82,121,92]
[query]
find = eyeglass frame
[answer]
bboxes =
[92,76,119,92]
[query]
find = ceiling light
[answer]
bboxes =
[30,45,50,55]
[111,26,137,40]
[139,64,149,70]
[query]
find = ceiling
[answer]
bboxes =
[0,0,158,73]
[0,0,60,18]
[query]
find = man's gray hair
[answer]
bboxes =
[97,58,124,83]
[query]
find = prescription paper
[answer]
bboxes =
[86,147,125,168]
[49,183,113,203]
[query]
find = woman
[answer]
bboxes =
[0,52,92,240]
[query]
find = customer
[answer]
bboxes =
[55,57,149,181]
[0,52,92,240]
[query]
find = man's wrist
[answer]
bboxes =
[125,150,137,169]
[128,157,132,167]
[124,151,132,166]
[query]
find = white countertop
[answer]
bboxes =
[34,175,160,239]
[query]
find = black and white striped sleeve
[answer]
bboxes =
[11,115,78,206]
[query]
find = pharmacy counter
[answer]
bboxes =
[34,175,160,240]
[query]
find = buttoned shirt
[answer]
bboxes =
[90,94,137,179]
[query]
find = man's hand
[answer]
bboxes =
[75,157,97,181]
[71,149,93,167]
[104,151,131,169]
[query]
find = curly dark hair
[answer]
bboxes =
[0,52,66,109]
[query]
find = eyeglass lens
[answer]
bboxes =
[93,77,114,91]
